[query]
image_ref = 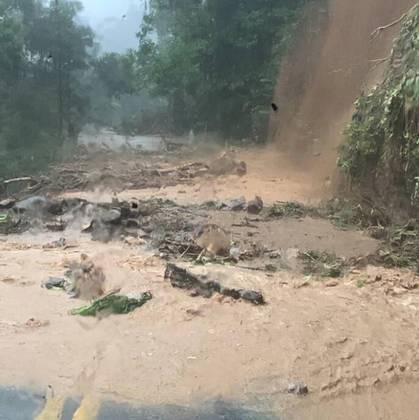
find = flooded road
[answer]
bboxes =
[1,147,419,420]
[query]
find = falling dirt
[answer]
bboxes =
[271,0,418,181]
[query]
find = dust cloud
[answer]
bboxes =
[270,0,418,182]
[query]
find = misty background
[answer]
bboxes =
[79,0,145,53]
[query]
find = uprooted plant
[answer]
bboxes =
[268,201,312,218]
[298,250,347,278]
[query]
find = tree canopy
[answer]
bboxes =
[0,0,93,176]
[0,0,315,178]
[135,0,313,139]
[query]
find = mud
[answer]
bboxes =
[0,146,419,419]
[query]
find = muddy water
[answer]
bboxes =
[1,225,419,419]
[1,148,419,418]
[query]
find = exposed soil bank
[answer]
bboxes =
[271,0,418,179]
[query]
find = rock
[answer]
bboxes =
[42,277,67,290]
[228,196,247,211]
[15,196,49,212]
[325,279,339,287]
[264,264,278,273]
[209,151,237,175]
[194,224,231,256]
[287,382,309,396]
[268,250,281,259]
[238,289,265,305]
[229,246,242,262]
[64,254,106,300]
[100,208,122,224]
[0,198,15,210]
[247,196,264,214]
[235,161,247,176]
[42,238,67,249]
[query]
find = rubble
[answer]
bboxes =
[42,277,67,290]
[43,254,105,300]
[0,198,15,209]
[164,263,265,305]
[247,196,264,214]
[209,151,247,176]
[0,149,249,200]
[194,224,231,257]
[64,254,106,299]
[287,382,309,396]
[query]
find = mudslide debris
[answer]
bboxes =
[164,263,265,305]
[43,254,105,300]
[247,196,264,214]
[194,224,231,257]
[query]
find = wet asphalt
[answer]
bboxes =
[0,387,278,420]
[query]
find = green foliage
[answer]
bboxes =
[339,5,419,207]
[0,0,93,177]
[378,219,419,272]
[94,52,136,98]
[299,250,346,278]
[135,0,315,139]
[356,278,366,288]
[322,197,390,229]
[71,292,153,317]
[269,201,308,218]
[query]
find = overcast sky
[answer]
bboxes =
[79,0,144,53]
[79,0,133,27]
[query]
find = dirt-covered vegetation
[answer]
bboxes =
[338,4,419,212]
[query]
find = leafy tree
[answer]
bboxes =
[0,0,93,177]
[136,0,313,139]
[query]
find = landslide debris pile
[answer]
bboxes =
[0,148,246,198]
[339,4,419,212]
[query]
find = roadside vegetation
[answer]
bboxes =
[338,4,419,214]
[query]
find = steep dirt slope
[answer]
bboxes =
[271,0,418,180]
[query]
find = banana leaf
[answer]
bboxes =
[0,212,9,224]
[71,291,152,317]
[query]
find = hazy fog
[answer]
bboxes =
[79,0,144,53]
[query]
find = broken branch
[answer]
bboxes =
[3,177,35,185]
[370,10,409,40]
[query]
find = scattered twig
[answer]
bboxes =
[232,223,258,229]
[180,244,191,258]
[236,265,268,272]
[369,56,391,64]
[3,177,34,185]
